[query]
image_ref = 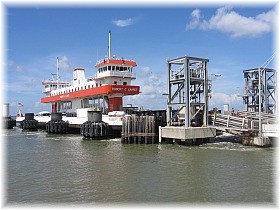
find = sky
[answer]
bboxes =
[2,2,278,115]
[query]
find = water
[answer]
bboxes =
[3,128,275,205]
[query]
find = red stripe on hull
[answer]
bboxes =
[41,85,140,103]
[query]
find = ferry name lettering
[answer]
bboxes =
[128,87,138,92]
[59,94,69,99]
[112,87,123,91]
[111,87,138,92]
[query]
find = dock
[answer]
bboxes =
[159,126,216,145]
[158,55,216,145]
[210,111,277,146]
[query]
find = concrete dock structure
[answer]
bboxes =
[159,126,216,145]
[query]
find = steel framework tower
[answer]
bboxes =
[243,67,277,114]
[166,56,209,127]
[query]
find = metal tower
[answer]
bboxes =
[166,56,209,127]
[243,67,277,114]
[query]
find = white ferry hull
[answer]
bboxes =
[16,114,123,127]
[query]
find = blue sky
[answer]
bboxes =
[3,4,277,115]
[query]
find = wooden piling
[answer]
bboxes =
[121,114,165,144]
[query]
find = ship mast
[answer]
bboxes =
[56,57,59,88]
[108,30,111,59]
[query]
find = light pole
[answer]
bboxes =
[209,73,221,111]
[162,93,169,125]
[162,93,169,110]
[236,86,244,98]
[209,73,222,96]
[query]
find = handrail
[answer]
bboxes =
[95,71,136,78]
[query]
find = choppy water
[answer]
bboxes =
[3,128,275,205]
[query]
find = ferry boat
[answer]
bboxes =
[17,31,140,131]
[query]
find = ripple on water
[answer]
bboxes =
[199,142,263,152]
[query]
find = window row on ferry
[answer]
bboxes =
[50,84,96,96]
[98,66,132,73]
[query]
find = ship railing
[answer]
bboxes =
[95,71,136,78]
[43,87,62,93]
[96,57,135,65]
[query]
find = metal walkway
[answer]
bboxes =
[210,111,277,135]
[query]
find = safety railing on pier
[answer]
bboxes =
[210,111,277,131]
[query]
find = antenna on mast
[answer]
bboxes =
[56,57,59,87]
[108,30,111,59]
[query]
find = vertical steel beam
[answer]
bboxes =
[167,62,172,126]
[258,67,262,140]
[275,71,277,114]
[184,57,190,127]
[203,61,208,126]
[264,69,268,113]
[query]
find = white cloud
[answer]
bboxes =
[140,66,151,76]
[186,9,201,30]
[58,56,71,71]
[5,75,41,95]
[8,60,24,73]
[124,70,167,110]
[186,7,276,38]
[112,18,135,27]
[210,92,245,110]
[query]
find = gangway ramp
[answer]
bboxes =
[210,111,278,137]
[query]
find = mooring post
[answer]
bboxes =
[159,126,162,143]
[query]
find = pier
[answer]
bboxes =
[158,55,217,145]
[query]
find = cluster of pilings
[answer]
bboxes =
[80,111,108,140]
[46,112,69,134]
[3,117,16,129]
[121,111,166,144]
[20,113,38,131]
